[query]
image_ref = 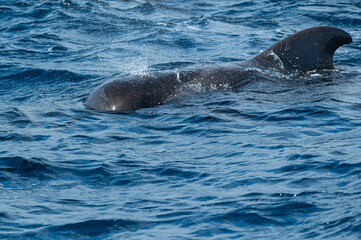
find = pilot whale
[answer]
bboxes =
[86,26,352,112]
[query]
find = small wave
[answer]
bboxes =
[0,156,56,180]
[320,214,361,238]
[213,210,283,226]
[265,201,322,217]
[1,109,32,127]
[0,133,49,142]
[0,69,90,85]
[131,2,156,15]
[181,114,227,124]
[24,219,152,239]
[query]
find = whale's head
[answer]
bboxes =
[85,80,144,112]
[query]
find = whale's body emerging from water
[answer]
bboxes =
[86,26,352,112]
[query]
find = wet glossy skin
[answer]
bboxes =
[86,26,352,112]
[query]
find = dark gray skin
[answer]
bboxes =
[86,26,352,112]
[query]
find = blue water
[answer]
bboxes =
[1,0,361,239]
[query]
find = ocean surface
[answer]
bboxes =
[1,0,361,239]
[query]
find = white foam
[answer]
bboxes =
[120,60,151,77]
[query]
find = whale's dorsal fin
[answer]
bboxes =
[253,26,352,72]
